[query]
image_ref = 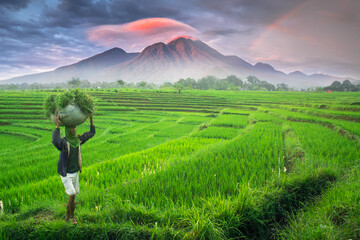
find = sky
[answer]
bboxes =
[0,0,360,81]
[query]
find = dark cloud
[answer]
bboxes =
[43,0,183,28]
[43,0,111,27]
[202,28,255,38]
[0,0,30,10]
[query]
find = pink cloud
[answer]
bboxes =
[254,55,281,62]
[86,18,199,51]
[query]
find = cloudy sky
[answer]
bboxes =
[1,0,359,81]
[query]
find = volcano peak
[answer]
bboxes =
[166,36,198,44]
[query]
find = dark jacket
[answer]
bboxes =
[52,125,95,177]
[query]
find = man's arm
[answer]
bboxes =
[52,116,64,150]
[79,114,95,144]
[90,114,94,127]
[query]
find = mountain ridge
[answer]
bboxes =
[1,37,355,88]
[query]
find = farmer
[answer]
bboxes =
[52,114,95,224]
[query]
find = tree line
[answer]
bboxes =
[0,77,156,91]
[323,80,360,92]
[1,75,358,92]
[167,75,290,92]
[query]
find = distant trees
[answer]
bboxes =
[342,80,354,91]
[246,76,276,91]
[80,80,91,88]
[276,83,289,91]
[214,75,243,90]
[324,80,359,92]
[170,76,360,92]
[136,81,147,89]
[263,82,276,91]
[0,80,119,90]
[328,81,343,91]
[315,87,323,92]
[225,75,243,88]
[67,77,81,88]
[160,82,173,88]
[177,78,196,90]
[4,75,358,92]
[7,84,19,90]
[67,78,91,89]
[117,79,125,87]
[197,76,217,90]
[171,75,277,91]
[173,82,185,94]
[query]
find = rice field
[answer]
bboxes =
[0,89,359,239]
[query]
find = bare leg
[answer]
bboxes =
[68,194,77,224]
[65,196,72,221]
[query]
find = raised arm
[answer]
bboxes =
[52,116,64,150]
[90,114,94,127]
[79,114,95,144]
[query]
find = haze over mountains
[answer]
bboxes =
[2,37,355,89]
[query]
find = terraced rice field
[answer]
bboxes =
[0,89,359,239]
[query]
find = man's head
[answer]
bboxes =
[65,125,80,148]
[70,125,76,136]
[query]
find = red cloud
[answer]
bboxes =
[124,18,186,32]
[87,18,199,50]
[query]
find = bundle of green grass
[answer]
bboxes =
[44,89,95,126]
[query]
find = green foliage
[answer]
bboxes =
[44,94,58,117]
[136,81,147,89]
[277,83,289,91]
[172,74,277,91]
[57,90,73,109]
[117,79,125,86]
[173,82,184,93]
[72,89,95,114]
[324,79,359,92]
[67,77,81,88]
[43,89,95,117]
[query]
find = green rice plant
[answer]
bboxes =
[288,121,360,170]
[0,133,36,152]
[0,137,217,213]
[279,167,360,240]
[271,107,360,136]
[193,126,241,139]
[212,114,248,128]
[113,122,284,209]
[178,115,211,125]
[43,89,95,117]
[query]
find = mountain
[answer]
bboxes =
[2,48,139,84]
[94,37,242,83]
[254,62,276,72]
[289,71,308,78]
[1,37,354,88]
[224,55,253,69]
[57,47,138,72]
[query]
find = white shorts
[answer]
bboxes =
[60,172,79,196]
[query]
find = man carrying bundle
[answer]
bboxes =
[52,114,95,224]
